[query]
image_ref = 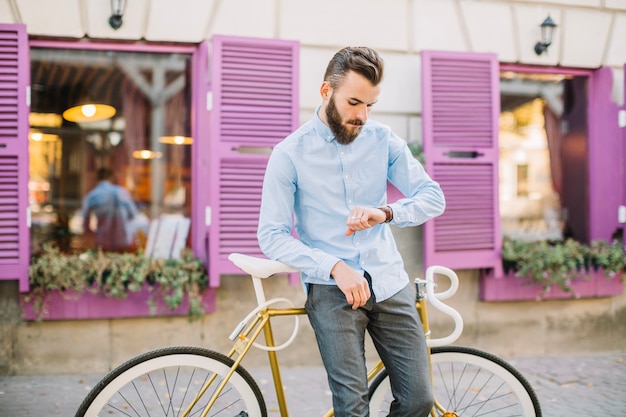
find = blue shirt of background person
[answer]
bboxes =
[82,168,138,252]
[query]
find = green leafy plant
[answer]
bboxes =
[501,237,626,294]
[407,142,425,164]
[26,243,209,320]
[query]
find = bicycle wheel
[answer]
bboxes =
[369,345,541,416]
[76,345,267,417]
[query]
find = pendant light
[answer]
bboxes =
[159,135,193,145]
[63,101,116,123]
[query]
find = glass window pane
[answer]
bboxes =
[499,78,564,242]
[29,48,193,255]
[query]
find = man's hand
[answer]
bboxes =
[331,261,371,309]
[345,206,386,236]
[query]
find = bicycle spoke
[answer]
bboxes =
[369,347,541,417]
[76,347,266,417]
[102,369,248,416]
[176,367,197,417]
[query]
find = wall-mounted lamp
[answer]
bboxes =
[109,0,127,30]
[534,15,557,56]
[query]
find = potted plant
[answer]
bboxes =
[501,237,625,295]
[24,243,209,320]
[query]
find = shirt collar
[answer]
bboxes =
[313,106,335,143]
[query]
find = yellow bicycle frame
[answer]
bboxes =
[187,284,450,417]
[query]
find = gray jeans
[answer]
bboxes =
[305,277,433,417]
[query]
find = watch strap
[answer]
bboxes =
[377,205,393,223]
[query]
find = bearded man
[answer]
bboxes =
[257,46,445,417]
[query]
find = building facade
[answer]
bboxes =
[0,0,625,374]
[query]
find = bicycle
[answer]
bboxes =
[76,253,542,417]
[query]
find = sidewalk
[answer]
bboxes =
[0,350,624,416]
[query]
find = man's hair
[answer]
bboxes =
[323,47,384,89]
[97,167,114,181]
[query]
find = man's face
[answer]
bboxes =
[321,71,380,145]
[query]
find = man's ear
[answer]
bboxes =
[320,81,332,100]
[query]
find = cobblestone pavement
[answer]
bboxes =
[0,350,624,416]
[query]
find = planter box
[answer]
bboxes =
[480,268,624,301]
[20,285,216,321]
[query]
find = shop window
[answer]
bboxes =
[499,90,566,243]
[29,48,193,256]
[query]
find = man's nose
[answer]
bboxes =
[356,105,369,121]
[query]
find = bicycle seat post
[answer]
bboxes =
[251,275,267,306]
[227,253,298,308]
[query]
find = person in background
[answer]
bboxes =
[257,46,446,416]
[82,167,139,252]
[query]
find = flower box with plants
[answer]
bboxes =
[481,237,625,301]
[20,244,214,321]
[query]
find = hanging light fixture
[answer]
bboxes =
[159,135,193,145]
[29,129,59,142]
[132,150,163,160]
[63,101,116,123]
[160,92,193,145]
[534,15,557,56]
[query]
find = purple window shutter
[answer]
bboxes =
[587,67,624,241]
[0,24,29,292]
[191,40,210,265]
[421,51,502,275]
[620,64,626,229]
[207,35,299,287]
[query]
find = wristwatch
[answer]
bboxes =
[377,205,393,223]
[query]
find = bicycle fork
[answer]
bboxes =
[179,312,270,417]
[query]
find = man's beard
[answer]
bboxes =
[326,95,363,145]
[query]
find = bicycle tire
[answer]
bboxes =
[75,345,267,417]
[368,345,542,417]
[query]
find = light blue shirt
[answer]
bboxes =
[82,180,138,250]
[257,109,445,301]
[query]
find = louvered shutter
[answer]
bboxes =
[421,51,501,274]
[0,24,29,292]
[207,35,299,286]
[623,64,626,232]
[587,66,625,241]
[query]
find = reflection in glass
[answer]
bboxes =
[499,96,563,242]
[29,48,193,255]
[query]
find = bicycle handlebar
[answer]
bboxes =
[422,265,464,347]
